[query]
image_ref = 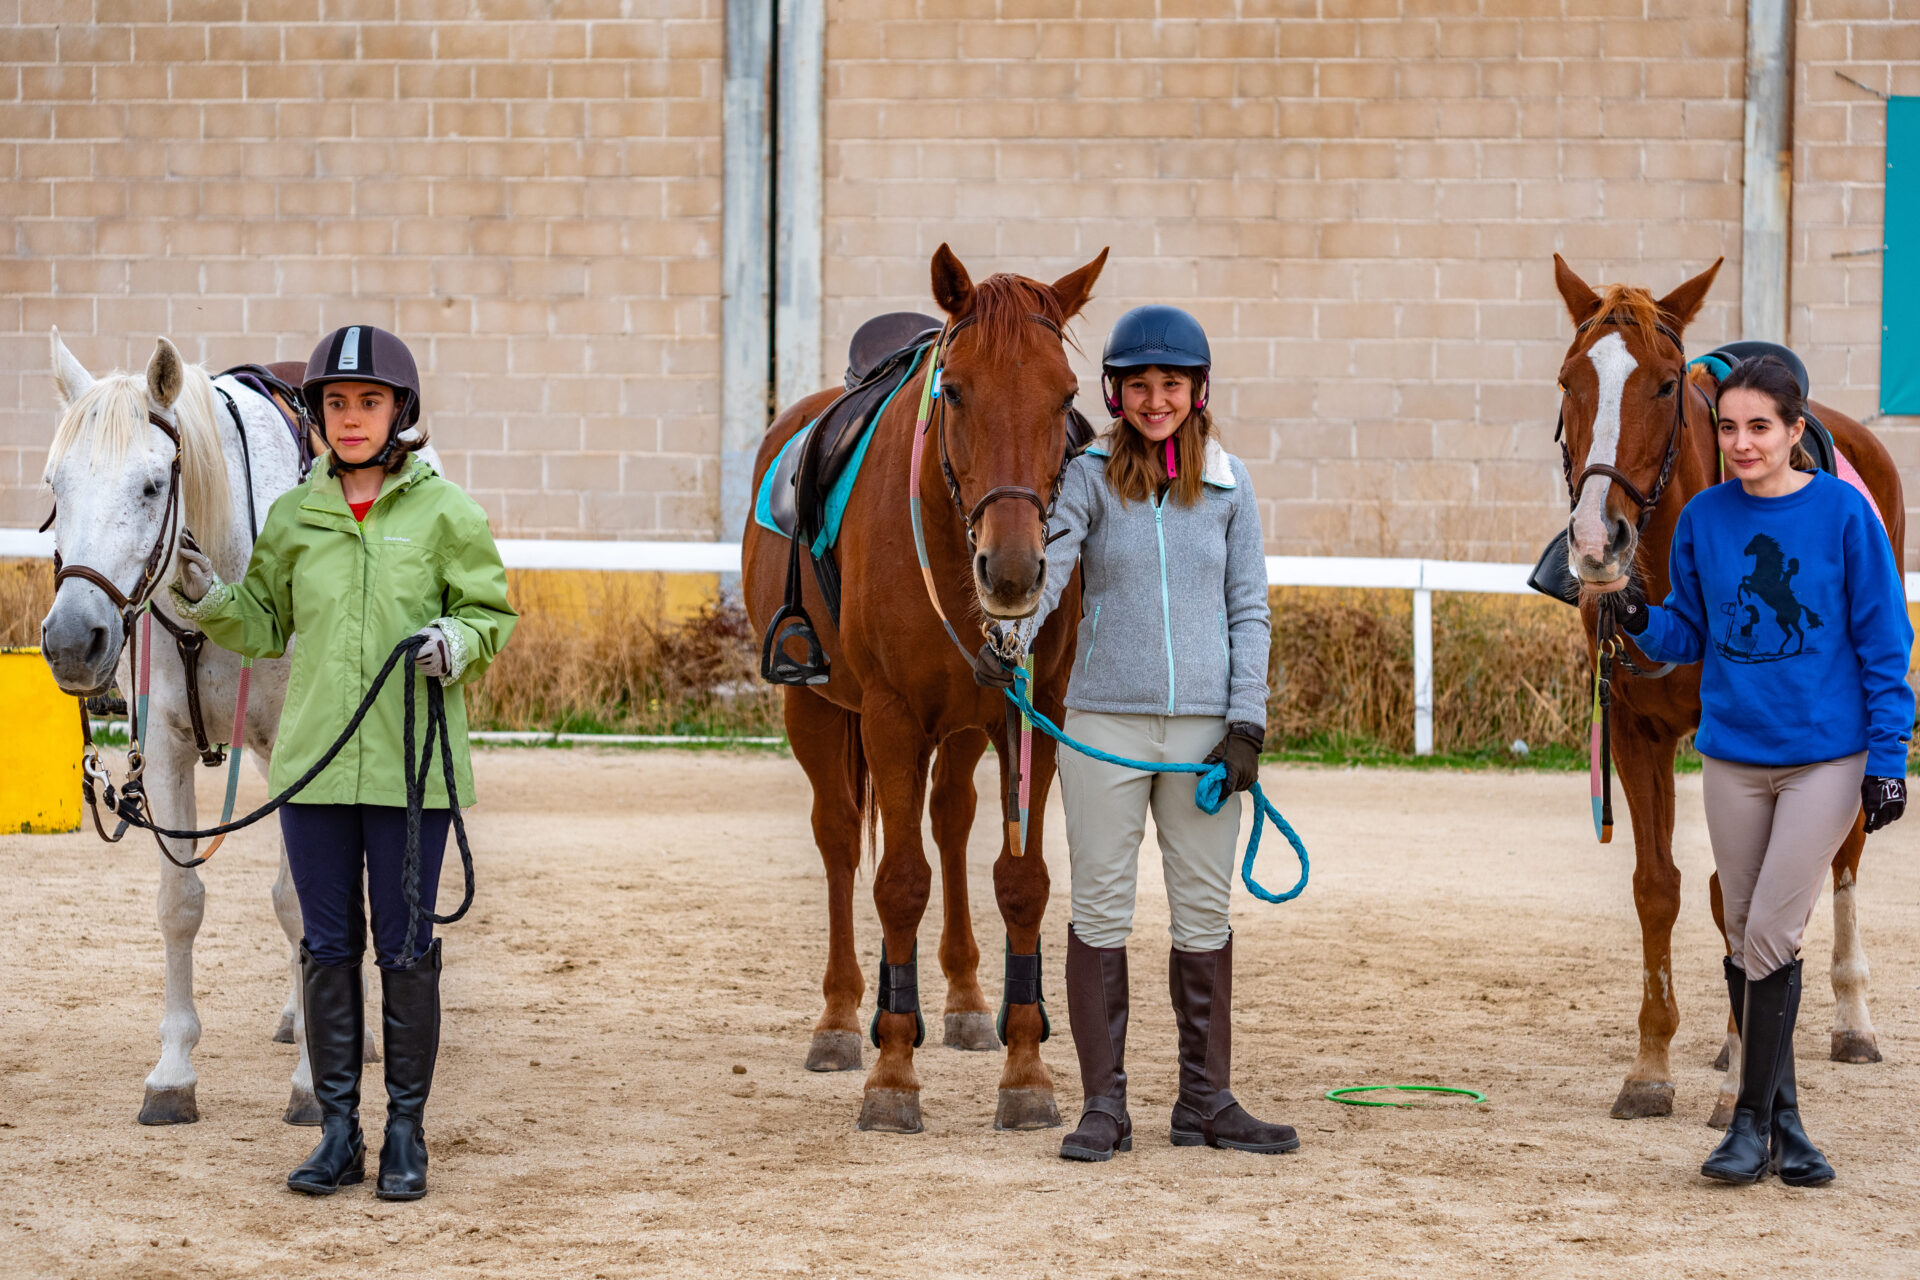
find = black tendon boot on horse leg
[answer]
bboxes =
[1059,927,1132,1162]
[1168,936,1298,1154]
[1769,959,1834,1186]
[1702,961,1793,1183]
[287,943,367,1194]
[377,939,442,1200]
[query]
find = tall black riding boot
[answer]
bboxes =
[1168,936,1298,1154]
[1769,959,1834,1186]
[1059,927,1132,1162]
[1702,961,1793,1183]
[287,943,366,1195]
[377,939,442,1201]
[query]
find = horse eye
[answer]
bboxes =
[942,385,961,408]
[1655,380,1676,399]
[143,480,160,498]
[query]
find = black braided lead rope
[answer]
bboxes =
[99,635,479,959]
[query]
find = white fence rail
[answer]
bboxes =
[11,529,1920,756]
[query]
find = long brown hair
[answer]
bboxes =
[1102,368,1213,506]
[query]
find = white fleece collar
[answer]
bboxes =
[1083,431,1236,489]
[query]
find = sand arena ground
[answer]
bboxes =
[4,748,1919,1278]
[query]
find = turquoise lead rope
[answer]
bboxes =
[1003,669,1310,905]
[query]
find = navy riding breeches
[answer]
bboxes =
[280,803,451,971]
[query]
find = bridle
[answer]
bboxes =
[928,311,1076,552]
[1554,314,1699,540]
[46,410,186,634]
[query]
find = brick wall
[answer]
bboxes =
[0,0,723,538]
[3,1,1918,561]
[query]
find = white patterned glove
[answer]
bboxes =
[412,625,452,680]
[174,544,216,603]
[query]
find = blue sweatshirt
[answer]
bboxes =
[1634,472,1914,776]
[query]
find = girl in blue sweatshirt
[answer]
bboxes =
[1604,354,1911,1188]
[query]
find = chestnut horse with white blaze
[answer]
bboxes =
[1552,256,1902,1123]
[743,245,1106,1133]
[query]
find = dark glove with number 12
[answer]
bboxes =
[1862,775,1906,834]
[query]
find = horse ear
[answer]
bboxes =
[930,243,973,318]
[50,327,93,405]
[146,336,184,408]
[1656,257,1723,333]
[1553,254,1602,326]
[1049,248,1109,321]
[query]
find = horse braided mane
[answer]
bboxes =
[1592,283,1670,354]
[46,362,234,555]
[963,273,1072,352]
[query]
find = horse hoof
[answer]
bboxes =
[137,1085,199,1125]
[273,1013,296,1044]
[804,1031,865,1073]
[993,1087,1061,1131]
[283,1087,322,1126]
[1832,1030,1882,1064]
[1609,1079,1674,1119]
[856,1088,923,1133]
[1706,1095,1737,1130]
[943,1012,999,1051]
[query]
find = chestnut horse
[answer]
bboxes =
[1552,255,1904,1123]
[743,245,1107,1132]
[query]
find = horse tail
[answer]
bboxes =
[848,711,878,868]
[1805,606,1824,629]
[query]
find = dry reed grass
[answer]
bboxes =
[0,559,54,648]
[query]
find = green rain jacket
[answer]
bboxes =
[180,453,516,807]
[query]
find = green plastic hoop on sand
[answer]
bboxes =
[1325,1085,1487,1108]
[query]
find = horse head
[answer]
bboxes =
[40,331,231,695]
[927,243,1107,620]
[1552,255,1721,588]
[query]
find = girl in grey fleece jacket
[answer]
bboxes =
[1008,304,1294,1164]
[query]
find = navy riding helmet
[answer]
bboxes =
[1101,304,1212,417]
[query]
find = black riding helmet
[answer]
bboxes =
[304,324,423,473]
[1102,304,1212,417]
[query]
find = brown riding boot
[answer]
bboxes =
[1168,936,1299,1154]
[1059,927,1132,1162]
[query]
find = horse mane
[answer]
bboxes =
[962,273,1071,351]
[46,363,234,554]
[1591,283,1668,354]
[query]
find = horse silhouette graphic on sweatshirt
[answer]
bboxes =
[1716,533,1824,662]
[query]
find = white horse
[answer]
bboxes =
[39,331,375,1126]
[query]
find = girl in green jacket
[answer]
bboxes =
[171,325,515,1202]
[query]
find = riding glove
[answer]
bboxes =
[1204,722,1265,796]
[1862,775,1907,834]
[174,544,216,604]
[1598,580,1649,635]
[411,625,452,680]
[972,642,1016,692]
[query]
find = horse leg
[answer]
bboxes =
[787,690,867,1073]
[139,743,205,1125]
[1829,815,1881,1063]
[930,729,996,1051]
[858,698,934,1132]
[990,723,1059,1131]
[271,848,322,1125]
[1706,870,1741,1128]
[1610,725,1680,1119]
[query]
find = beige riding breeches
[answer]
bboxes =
[1056,711,1243,953]
[1700,751,1866,979]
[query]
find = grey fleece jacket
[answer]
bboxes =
[1027,433,1272,727]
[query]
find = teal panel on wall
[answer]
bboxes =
[1885,97,1920,415]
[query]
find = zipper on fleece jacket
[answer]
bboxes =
[1083,603,1102,675]
[1154,494,1174,714]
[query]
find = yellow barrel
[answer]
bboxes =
[0,647,81,834]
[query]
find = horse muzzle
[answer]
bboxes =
[40,596,124,696]
[973,549,1045,619]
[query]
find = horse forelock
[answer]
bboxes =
[961,273,1070,354]
[1588,284,1670,359]
[45,363,232,553]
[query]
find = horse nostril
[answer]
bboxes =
[975,553,990,582]
[83,624,108,668]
